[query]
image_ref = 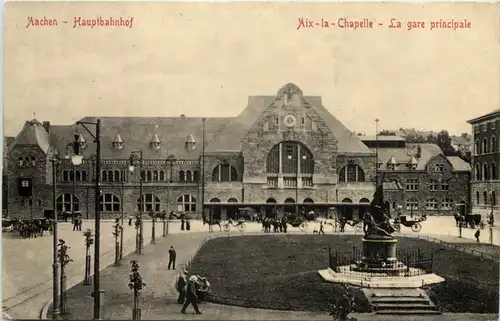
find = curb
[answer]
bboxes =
[40,301,51,320]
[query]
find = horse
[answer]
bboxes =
[202,216,221,232]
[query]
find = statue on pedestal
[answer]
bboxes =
[362,182,395,238]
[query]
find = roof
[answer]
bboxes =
[49,117,230,160]
[377,144,442,170]
[9,119,51,154]
[360,135,405,142]
[446,156,471,171]
[383,180,403,191]
[207,84,373,154]
[467,109,500,124]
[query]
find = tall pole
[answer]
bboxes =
[375,118,379,185]
[296,160,299,217]
[93,119,101,320]
[151,180,156,244]
[52,159,60,319]
[201,118,206,220]
[120,180,124,260]
[139,151,143,255]
[72,164,75,224]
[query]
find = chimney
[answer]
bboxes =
[417,145,422,158]
[42,121,50,134]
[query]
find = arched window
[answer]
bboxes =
[492,163,497,180]
[137,194,161,212]
[75,170,81,182]
[114,170,120,182]
[193,171,200,182]
[405,198,418,210]
[341,198,353,203]
[303,198,314,203]
[483,163,489,180]
[108,170,114,182]
[266,141,314,175]
[179,170,185,182]
[100,193,120,212]
[177,195,196,212]
[56,194,79,212]
[159,170,165,181]
[82,170,87,182]
[266,198,277,203]
[212,164,238,182]
[69,170,75,182]
[483,138,489,154]
[339,165,365,182]
[284,198,295,203]
[227,198,238,203]
[425,198,438,210]
[102,170,108,182]
[475,139,481,154]
[146,171,152,182]
[483,191,488,205]
[442,198,454,210]
[63,170,69,182]
[475,164,481,181]
[140,171,146,181]
[476,191,480,205]
[492,191,497,206]
[153,170,159,182]
[359,198,370,203]
[186,170,192,182]
[210,198,221,203]
[492,136,496,153]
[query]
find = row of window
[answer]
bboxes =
[18,157,36,168]
[474,162,498,181]
[474,121,496,133]
[60,169,201,183]
[474,136,497,155]
[338,165,366,182]
[55,193,198,213]
[475,191,497,206]
[405,179,450,191]
[404,198,455,210]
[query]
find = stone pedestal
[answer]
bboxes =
[353,235,405,274]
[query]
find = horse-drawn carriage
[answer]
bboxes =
[456,214,486,229]
[392,215,425,233]
[3,217,53,238]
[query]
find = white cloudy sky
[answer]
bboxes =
[3,2,499,137]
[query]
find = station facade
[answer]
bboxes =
[6,83,378,220]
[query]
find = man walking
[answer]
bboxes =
[181,275,202,314]
[319,220,325,235]
[176,270,188,304]
[475,228,481,243]
[168,245,176,270]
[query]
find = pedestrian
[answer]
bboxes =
[186,219,191,231]
[181,218,185,231]
[77,216,82,231]
[475,228,481,243]
[128,216,133,226]
[168,246,176,270]
[319,220,325,235]
[181,275,202,314]
[176,270,188,304]
[196,277,211,303]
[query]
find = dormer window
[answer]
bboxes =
[434,164,444,172]
[112,133,124,150]
[388,156,397,170]
[150,133,161,151]
[31,156,36,167]
[76,134,87,150]
[409,157,418,170]
[185,133,196,152]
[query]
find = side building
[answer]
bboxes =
[6,83,378,221]
[360,135,471,216]
[467,109,500,220]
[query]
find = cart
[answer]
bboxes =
[392,215,425,233]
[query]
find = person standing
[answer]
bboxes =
[168,246,176,270]
[181,276,202,314]
[176,270,188,304]
[319,220,325,235]
[475,228,481,243]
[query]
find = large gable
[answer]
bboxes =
[206,84,373,154]
[10,119,50,154]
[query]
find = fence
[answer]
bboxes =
[329,246,434,277]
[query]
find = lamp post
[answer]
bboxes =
[71,119,102,320]
[375,118,379,185]
[129,150,143,255]
[120,180,125,260]
[165,154,176,237]
[150,180,156,244]
[201,118,206,220]
[50,155,61,320]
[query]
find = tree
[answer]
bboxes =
[379,130,396,136]
[435,130,458,156]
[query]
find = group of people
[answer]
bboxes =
[175,269,211,314]
[72,215,83,231]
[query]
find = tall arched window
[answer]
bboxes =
[186,170,192,182]
[82,170,87,182]
[193,171,200,182]
[483,138,489,154]
[339,165,365,182]
[56,194,79,212]
[484,191,488,205]
[100,193,121,212]
[159,170,165,181]
[476,139,481,154]
[177,195,196,212]
[266,141,314,174]
[137,194,161,212]
[492,163,497,180]
[476,191,480,204]
[62,170,69,182]
[492,136,496,153]
[483,163,489,180]
[492,191,497,206]
[153,170,159,182]
[75,171,82,181]
[212,164,238,182]
[179,170,185,182]
[108,170,114,182]
[146,171,152,182]
[475,164,481,181]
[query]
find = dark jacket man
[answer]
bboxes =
[181,276,201,314]
[168,246,176,270]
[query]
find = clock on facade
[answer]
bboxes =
[284,115,297,128]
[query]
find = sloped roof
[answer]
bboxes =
[383,180,403,191]
[377,144,443,170]
[446,156,471,172]
[49,117,230,160]
[467,109,500,124]
[360,135,405,142]
[206,89,373,154]
[10,119,50,154]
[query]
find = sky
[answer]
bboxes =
[3,2,500,137]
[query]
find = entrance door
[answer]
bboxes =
[209,198,222,220]
[340,198,354,220]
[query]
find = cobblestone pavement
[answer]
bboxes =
[4,216,500,319]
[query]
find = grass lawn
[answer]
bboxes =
[188,234,499,313]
